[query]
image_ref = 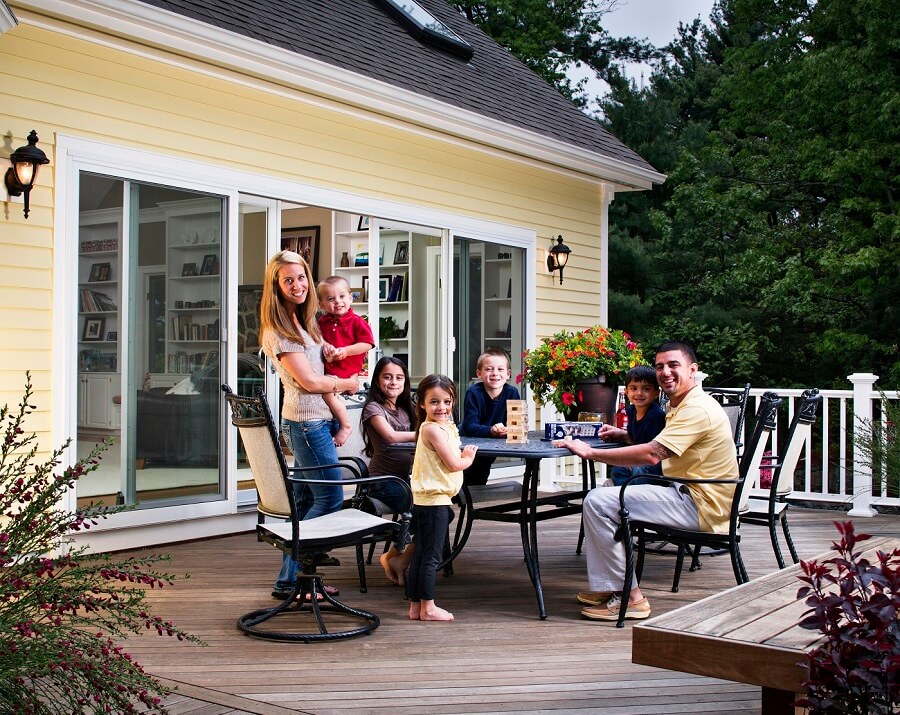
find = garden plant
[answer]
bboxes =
[0,373,201,714]
[796,520,899,714]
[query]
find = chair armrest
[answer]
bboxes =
[338,455,370,478]
[286,464,413,512]
[616,474,740,509]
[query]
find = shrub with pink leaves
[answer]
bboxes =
[0,373,202,713]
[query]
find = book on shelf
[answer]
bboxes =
[79,289,117,312]
[401,272,409,301]
[387,273,404,302]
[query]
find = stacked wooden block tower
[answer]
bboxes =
[506,399,528,444]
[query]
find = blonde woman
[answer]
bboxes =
[260,250,358,599]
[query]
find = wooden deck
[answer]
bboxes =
[121,507,900,714]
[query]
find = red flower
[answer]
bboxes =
[561,392,575,406]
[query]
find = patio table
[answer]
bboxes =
[391,431,617,619]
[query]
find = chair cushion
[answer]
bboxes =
[260,508,397,549]
[740,498,788,517]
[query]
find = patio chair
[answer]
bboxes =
[222,384,411,642]
[705,383,751,455]
[739,388,821,569]
[613,391,782,627]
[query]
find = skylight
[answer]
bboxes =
[375,0,474,61]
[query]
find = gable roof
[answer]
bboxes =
[16,0,663,188]
[137,0,657,176]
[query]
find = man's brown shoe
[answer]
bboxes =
[581,595,651,621]
[576,590,613,606]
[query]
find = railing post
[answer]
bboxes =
[847,372,878,517]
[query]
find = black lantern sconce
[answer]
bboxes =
[546,234,571,285]
[5,130,50,219]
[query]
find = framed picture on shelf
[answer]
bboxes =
[200,254,218,276]
[182,262,198,277]
[378,277,390,301]
[281,225,321,281]
[82,318,105,341]
[350,289,362,303]
[106,331,117,341]
[358,215,370,231]
[89,262,111,282]
[361,276,369,301]
[394,240,409,265]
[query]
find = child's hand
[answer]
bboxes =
[322,342,337,362]
[599,424,627,442]
[490,423,508,436]
[333,346,347,361]
[333,423,352,447]
[461,445,478,459]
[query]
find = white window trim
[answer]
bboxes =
[53,134,536,539]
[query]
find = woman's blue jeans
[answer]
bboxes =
[275,418,343,592]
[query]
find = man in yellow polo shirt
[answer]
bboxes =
[554,340,737,622]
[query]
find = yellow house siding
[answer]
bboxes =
[1,22,615,431]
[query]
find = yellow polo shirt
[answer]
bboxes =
[655,386,739,533]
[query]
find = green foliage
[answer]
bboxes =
[604,0,899,388]
[0,373,202,714]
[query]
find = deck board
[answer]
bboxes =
[117,507,900,714]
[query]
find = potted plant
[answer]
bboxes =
[516,326,645,418]
[795,520,899,714]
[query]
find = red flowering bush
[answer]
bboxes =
[795,520,899,714]
[517,326,645,413]
[0,373,202,714]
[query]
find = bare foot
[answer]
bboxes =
[379,551,398,585]
[389,544,414,587]
[420,600,454,621]
[408,602,421,620]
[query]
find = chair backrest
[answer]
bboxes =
[705,383,752,449]
[735,391,782,513]
[222,384,294,520]
[771,388,821,497]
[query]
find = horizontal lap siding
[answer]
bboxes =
[0,23,608,426]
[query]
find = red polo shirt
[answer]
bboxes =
[317,309,374,378]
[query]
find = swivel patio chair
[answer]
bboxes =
[739,388,821,569]
[222,384,411,642]
[613,392,782,626]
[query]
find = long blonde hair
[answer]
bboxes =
[260,250,321,346]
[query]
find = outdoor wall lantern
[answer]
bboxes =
[546,234,571,284]
[5,130,50,219]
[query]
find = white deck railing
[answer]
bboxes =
[533,372,899,517]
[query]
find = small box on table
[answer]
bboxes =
[544,421,604,440]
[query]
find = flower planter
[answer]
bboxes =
[564,375,617,422]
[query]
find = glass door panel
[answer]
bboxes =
[128,184,225,506]
[452,237,525,398]
[76,174,125,508]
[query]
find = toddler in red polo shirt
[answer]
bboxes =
[317,276,375,386]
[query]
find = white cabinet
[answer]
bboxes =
[78,373,120,430]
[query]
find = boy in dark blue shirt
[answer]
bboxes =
[460,347,521,485]
[600,365,666,486]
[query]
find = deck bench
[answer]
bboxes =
[632,535,896,714]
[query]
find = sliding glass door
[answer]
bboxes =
[76,174,227,508]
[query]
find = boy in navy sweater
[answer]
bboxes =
[600,365,666,486]
[460,348,521,485]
